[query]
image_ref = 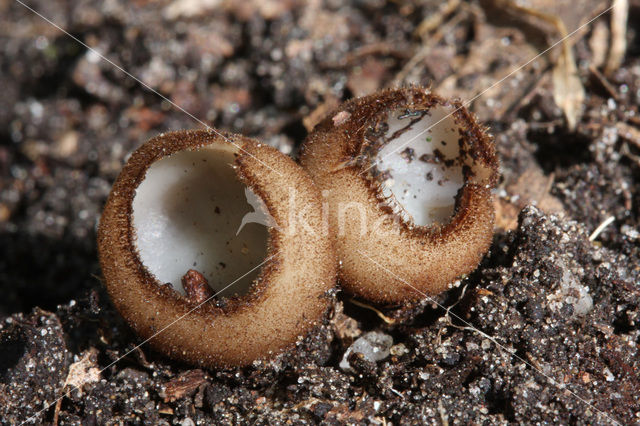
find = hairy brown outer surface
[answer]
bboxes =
[300,87,499,304]
[98,130,336,367]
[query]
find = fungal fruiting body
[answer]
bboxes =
[98,130,335,367]
[300,87,499,304]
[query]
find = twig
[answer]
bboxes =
[415,0,461,39]
[617,122,640,148]
[589,65,620,101]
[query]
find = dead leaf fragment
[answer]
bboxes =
[161,369,207,403]
[330,301,361,344]
[64,349,101,394]
[604,0,629,75]
[494,198,522,231]
[497,165,565,231]
[552,44,585,131]
[589,20,609,68]
[494,1,587,130]
[493,0,607,38]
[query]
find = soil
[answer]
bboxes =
[1,0,640,424]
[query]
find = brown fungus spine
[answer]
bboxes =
[300,87,499,304]
[98,130,336,367]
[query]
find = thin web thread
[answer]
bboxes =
[12,0,619,423]
[357,249,621,425]
[13,0,283,177]
[360,5,614,177]
[21,255,275,425]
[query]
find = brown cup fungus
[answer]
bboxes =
[300,87,499,304]
[98,130,335,367]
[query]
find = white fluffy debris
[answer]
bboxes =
[340,331,393,372]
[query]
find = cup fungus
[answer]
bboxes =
[300,87,499,304]
[98,130,335,367]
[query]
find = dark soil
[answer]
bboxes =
[1,0,639,424]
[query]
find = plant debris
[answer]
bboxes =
[1,0,639,423]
